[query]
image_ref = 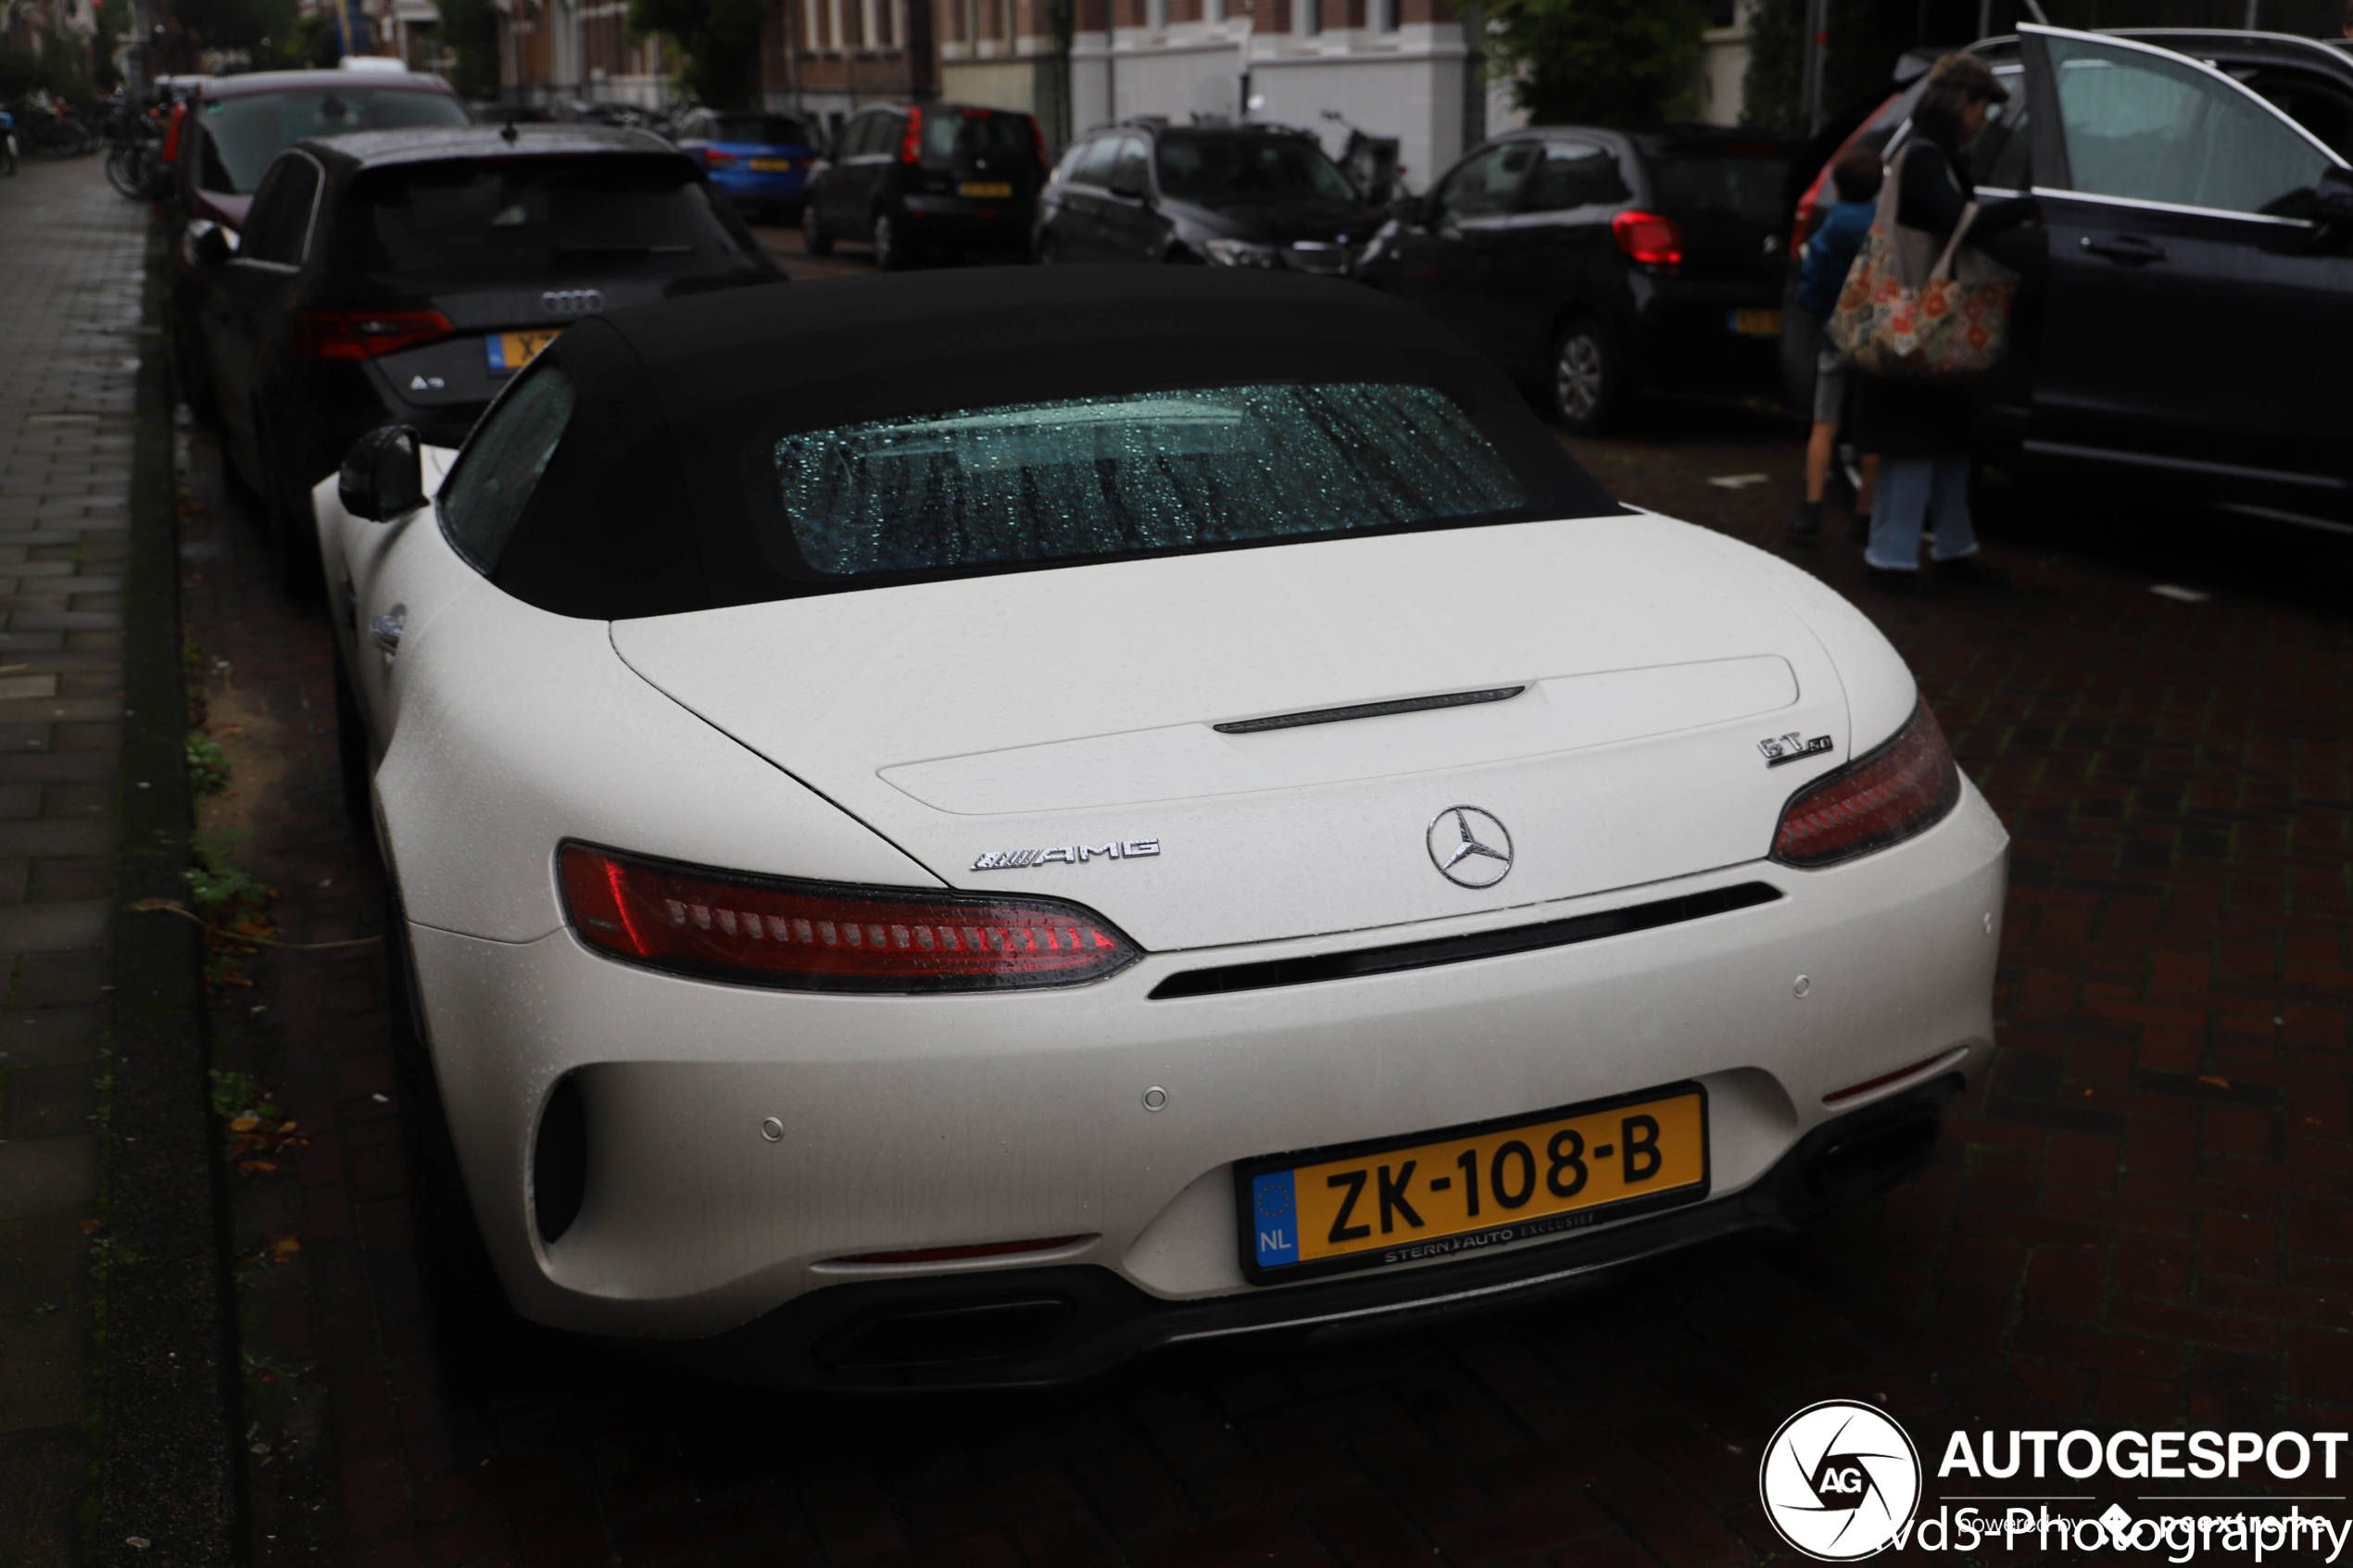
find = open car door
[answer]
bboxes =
[2017,23,2353,523]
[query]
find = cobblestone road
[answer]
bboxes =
[0,156,151,1565]
[170,258,2353,1568]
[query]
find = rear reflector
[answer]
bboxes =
[558,842,1140,992]
[1770,701,1960,869]
[1824,1048,1965,1106]
[899,105,925,164]
[833,1235,1088,1265]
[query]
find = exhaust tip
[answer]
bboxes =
[533,1074,587,1245]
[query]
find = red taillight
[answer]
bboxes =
[834,1235,1087,1265]
[703,146,737,167]
[558,842,1141,993]
[1792,164,1830,256]
[1027,114,1046,167]
[289,309,455,361]
[1610,209,1682,268]
[163,101,184,164]
[1771,702,1961,869]
[899,105,925,164]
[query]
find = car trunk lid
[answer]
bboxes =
[610,516,1856,952]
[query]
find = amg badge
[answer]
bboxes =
[1758,733,1834,768]
[972,839,1160,872]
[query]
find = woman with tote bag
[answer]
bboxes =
[1844,54,2036,591]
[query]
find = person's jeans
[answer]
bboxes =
[1867,452,1978,571]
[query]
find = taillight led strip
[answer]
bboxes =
[558,842,1141,993]
[1770,701,1961,869]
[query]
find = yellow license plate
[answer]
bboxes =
[1239,1085,1708,1283]
[486,330,562,373]
[749,157,796,171]
[1730,308,1783,336]
[959,181,1013,198]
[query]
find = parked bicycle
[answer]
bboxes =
[104,107,167,198]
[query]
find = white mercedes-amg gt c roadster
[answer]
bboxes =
[321,268,2007,1387]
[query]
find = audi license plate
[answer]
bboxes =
[749,157,796,171]
[959,181,1013,198]
[1238,1084,1708,1284]
[486,330,561,373]
[1729,307,1783,336]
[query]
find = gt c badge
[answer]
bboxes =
[1427,807,1512,889]
[1759,733,1834,768]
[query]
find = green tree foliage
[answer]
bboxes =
[627,0,761,108]
[170,0,301,58]
[436,0,499,97]
[1485,0,1711,128]
[1741,0,1911,135]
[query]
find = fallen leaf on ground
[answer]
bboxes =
[2196,1074,2231,1088]
[229,1114,259,1132]
[264,1235,300,1262]
[79,1219,104,1234]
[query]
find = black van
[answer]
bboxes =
[800,103,1046,270]
[1359,128,1799,433]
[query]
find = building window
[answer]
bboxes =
[1299,0,1318,33]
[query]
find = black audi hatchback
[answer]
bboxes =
[1033,120,1385,274]
[199,124,782,587]
[1359,127,1798,433]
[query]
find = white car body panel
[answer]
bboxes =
[610,517,1891,950]
[316,444,2005,1360]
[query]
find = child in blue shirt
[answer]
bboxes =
[1788,146,1883,541]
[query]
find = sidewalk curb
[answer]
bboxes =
[94,214,244,1568]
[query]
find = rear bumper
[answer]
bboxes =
[405,779,2006,1364]
[1629,277,1786,395]
[713,169,808,200]
[620,1074,1958,1389]
[900,194,1035,234]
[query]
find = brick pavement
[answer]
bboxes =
[0,154,151,1565]
[176,351,2351,1564]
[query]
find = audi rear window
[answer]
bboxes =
[1646,146,1791,228]
[762,383,1527,579]
[195,89,469,193]
[343,157,748,280]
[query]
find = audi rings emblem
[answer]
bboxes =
[1426,806,1513,889]
[541,288,606,316]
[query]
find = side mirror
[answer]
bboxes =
[2317,165,2353,224]
[1108,177,1149,202]
[339,425,423,522]
[191,220,234,270]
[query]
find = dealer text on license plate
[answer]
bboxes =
[486,330,561,373]
[749,157,796,171]
[1729,308,1782,336]
[1239,1085,1707,1283]
[960,181,1013,198]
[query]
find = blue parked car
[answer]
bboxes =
[672,108,819,222]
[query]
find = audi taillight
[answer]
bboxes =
[899,106,925,164]
[703,146,737,167]
[1611,209,1682,268]
[289,309,455,361]
[558,842,1140,993]
[1771,703,1961,868]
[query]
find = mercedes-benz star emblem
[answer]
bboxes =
[1426,806,1513,888]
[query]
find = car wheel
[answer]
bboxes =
[173,309,217,423]
[257,414,325,602]
[385,886,543,1382]
[801,200,834,256]
[873,209,913,271]
[332,641,373,847]
[1551,320,1621,435]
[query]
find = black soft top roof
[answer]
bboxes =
[481,267,1623,620]
[301,123,680,172]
